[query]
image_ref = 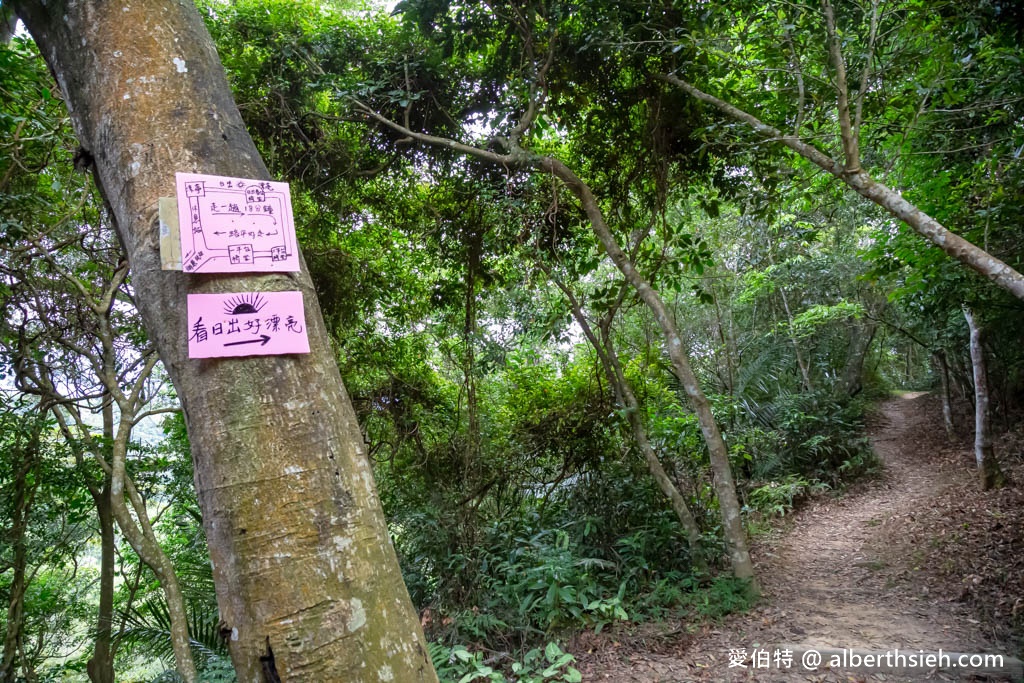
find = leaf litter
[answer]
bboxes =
[574,393,1023,682]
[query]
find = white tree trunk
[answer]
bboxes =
[962,307,1006,490]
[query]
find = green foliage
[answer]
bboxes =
[400,476,704,646]
[748,475,829,517]
[682,576,757,621]
[509,643,582,683]
[0,398,95,680]
[196,658,237,683]
[11,0,1023,678]
[115,591,225,673]
[787,301,864,339]
[733,392,877,487]
[430,641,581,683]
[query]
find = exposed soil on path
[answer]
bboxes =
[574,393,1023,682]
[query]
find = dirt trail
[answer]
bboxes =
[577,393,1020,682]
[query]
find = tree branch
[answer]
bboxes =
[508,29,557,147]
[782,25,806,135]
[853,0,881,139]
[821,0,861,170]
[664,74,1024,302]
[352,99,530,167]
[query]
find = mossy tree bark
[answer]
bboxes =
[12,1,437,681]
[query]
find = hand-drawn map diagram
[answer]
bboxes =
[175,172,300,273]
[187,291,310,358]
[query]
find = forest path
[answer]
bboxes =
[576,392,1020,682]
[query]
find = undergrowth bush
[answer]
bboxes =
[384,365,876,673]
[748,475,831,517]
[430,641,582,683]
[731,391,876,486]
[394,472,708,650]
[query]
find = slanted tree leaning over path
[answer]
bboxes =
[664,0,1024,302]
[10,1,438,681]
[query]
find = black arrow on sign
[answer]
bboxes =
[223,335,271,348]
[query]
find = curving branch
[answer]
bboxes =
[536,257,706,565]
[664,74,1024,302]
[354,101,757,587]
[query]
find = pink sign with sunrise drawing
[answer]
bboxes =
[187,291,310,358]
[176,172,300,273]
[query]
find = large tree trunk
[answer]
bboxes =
[13,2,436,681]
[962,307,1007,490]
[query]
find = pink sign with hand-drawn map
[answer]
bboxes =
[187,291,310,358]
[176,172,299,273]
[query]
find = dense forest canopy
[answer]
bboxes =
[1,0,1022,680]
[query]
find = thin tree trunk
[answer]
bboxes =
[950,351,974,405]
[779,285,814,392]
[838,321,876,397]
[14,2,437,681]
[458,223,482,549]
[0,457,35,683]
[933,351,956,440]
[710,286,736,394]
[109,414,197,682]
[17,637,36,683]
[87,390,117,683]
[0,5,15,45]
[463,225,481,493]
[544,265,706,567]
[0,411,45,683]
[962,307,1007,489]
[48,398,198,682]
[541,157,757,589]
[766,252,813,392]
[609,340,707,570]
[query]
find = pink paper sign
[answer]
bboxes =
[176,172,300,273]
[187,291,310,358]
